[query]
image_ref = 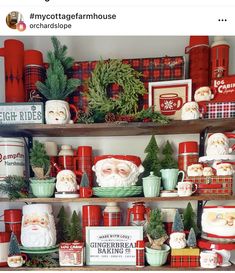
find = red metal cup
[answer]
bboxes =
[82,205,101,241]
[79,187,93,198]
[4,209,22,243]
[0,232,10,267]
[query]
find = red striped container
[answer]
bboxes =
[4,209,22,243]
[0,232,10,267]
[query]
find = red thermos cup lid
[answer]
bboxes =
[4,209,22,223]
[24,50,43,66]
[178,141,198,154]
[0,232,10,243]
[185,36,209,53]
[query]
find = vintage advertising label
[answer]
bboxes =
[86,226,143,265]
[0,102,44,124]
[213,76,235,102]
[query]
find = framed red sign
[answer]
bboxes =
[148,79,192,120]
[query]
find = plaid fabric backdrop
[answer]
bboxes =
[187,175,233,195]
[171,255,200,267]
[200,102,235,119]
[66,56,185,111]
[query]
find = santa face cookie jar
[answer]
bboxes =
[181,102,200,120]
[206,133,235,156]
[21,204,56,248]
[92,155,144,187]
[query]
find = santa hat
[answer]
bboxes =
[23,204,53,215]
[94,155,142,166]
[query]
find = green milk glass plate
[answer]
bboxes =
[93,186,143,197]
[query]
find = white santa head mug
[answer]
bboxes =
[177,181,197,197]
[169,232,186,249]
[21,204,56,248]
[92,155,144,188]
[187,163,204,177]
[200,250,223,269]
[216,163,234,176]
[194,86,214,102]
[56,169,78,193]
[181,102,200,120]
[206,133,235,156]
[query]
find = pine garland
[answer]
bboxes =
[86,59,146,115]
[0,176,28,200]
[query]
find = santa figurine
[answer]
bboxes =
[92,155,144,187]
[169,232,186,249]
[216,163,234,176]
[194,86,214,102]
[187,164,204,177]
[181,102,200,120]
[21,204,56,248]
[206,133,232,156]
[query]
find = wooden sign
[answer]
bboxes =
[86,226,143,265]
[213,76,235,102]
[0,102,44,124]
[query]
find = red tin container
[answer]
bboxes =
[82,205,101,241]
[4,209,22,243]
[178,141,199,173]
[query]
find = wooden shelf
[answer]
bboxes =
[0,265,234,271]
[1,195,235,203]
[0,118,235,137]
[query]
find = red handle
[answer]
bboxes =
[176,97,183,110]
[217,253,223,266]
[21,253,28,262]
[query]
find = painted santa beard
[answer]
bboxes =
[96,172,139,187]
[56,180,77,192]
[182,109,199,120]
[217,167,233,175]
[21,224,56,247]
[206,143,229,155]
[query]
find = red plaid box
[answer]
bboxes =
[200,101,235,119]
[171,248,200,267]
[187,175,233,195]
[66,56,185,111]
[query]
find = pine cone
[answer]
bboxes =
[105,113,116,123]
[116,115,135,122]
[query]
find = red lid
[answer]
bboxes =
[4,209,22,222]
[77,146,92,157]
[94,155,142,166]
[178,141,198,154]
[0,232,10,243]
[185,36,209,53]
[24,50,43,66]
[136,240,145,248]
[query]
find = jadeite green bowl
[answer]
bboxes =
[145,244,170,266]
[30,182,55,198]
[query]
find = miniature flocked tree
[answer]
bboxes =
[146,209,168,250]
[57,206,70,243]
[142,135,161,177]
[183,202,200,235]
[161,140,178,169]
[187,227,197,248]
[36,37,80,100]
[80,172,89,188]
[68,211,82,242]
[30,140,51,180]
[172,209,184,232]
[8,233,21,256]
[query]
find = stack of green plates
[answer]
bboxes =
[20,245,59,254]
[93,186,143,197]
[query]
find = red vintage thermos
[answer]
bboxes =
[126,202,150,226]
[178,141,199,173]
[0,232,10,267]
[185,36,210,97]
[0,39,25,102]
[24,49,45,101]
[4,209,22,243]
[103,202,121,226]
[210,36,230,80]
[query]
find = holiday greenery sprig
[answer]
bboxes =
[36,37,80,100]
[30,140,50,179]
[86,59,146,115]
[0,175,28,200]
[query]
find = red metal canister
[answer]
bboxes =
[103,202,121,227]
[178,141,199,173]
[136,240,145,268]
[4,209,22,243]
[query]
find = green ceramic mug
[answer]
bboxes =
[142,172,161,197]
[160,169,185,190]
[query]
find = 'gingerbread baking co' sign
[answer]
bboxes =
[213,76,235,102]
[0,102,44,124]
[86,226,143,265]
